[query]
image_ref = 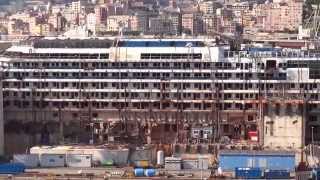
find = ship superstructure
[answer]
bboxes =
[0,38,318,150]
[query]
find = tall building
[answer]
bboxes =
[169,0,177,8]
[0,18,8,29]
[7,19,29,35]
[62,8,79,25]
[149,16,173,35]
[256,0,303,32]
[107,15,131,32]
[94,5,108,25]
[202,14,219,34]
[51,4,66,14]
[48,13,65,32]
[71,1,81,14]
[130,14,148,33]
[181,13,203,35]
[28,16,38,35]
[9,12,30,23]
[199,1,220,14]
[168,12,182,35]
[87,13,97,34]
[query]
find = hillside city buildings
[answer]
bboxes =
[0,0,303,37]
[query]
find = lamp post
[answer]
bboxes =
[90,122,94,145]
[311,126,315,167]
[312,126,315,145]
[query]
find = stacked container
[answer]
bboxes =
[156,150,164,166]
[0,163,26,174]
[165,157,181,170]
[264,169,290,179]
[134,168,156,177]
[235,167,262,179]
[39,154,65,167]
[144,169,155,177]
[134,168,144,177]
[13,154,39,168]
[66,154,92,168]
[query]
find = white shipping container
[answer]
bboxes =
[39,154,65,167]
[157,150,164,165]
[198,158,209,170]
[165,162,181,170]
[66,154,92,168]
[30,146,70,155]
[182,159,198,169]
[30,146,129,166]
[165,157,182,170]
[13,154,39,168]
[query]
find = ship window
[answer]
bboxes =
[183,73,190,78]
[173,62,179,68]
[121,73,128,78]
[279,73,287,79]
[111,62,118,67]
[162,62,170,67]
[120,62,127,67]
[163,73,170,78]
[310,68,320,79]
[313,83,317,89]
[100,54,109,59]
[151,54,160,59]
[275,104,280,115]
[141,62,148,67]
[216,73,222,79]
[244,63,252,70]
[216,62,223,68]
[153,62,160,67]
[224,63,232,69]
[141,54,150,59]
[140,53,202,59]
[310,116,317,122]
[266,60,277,70]
[183,63,190,68]
[194,63,201,68]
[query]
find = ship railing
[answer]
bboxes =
[5,54,109,60]
[224,51,320,59]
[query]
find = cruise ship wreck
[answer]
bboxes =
[0,37,317,153]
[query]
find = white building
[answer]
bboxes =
[107,15,131,32]
[71,1,81,14]
[87,13,97,35]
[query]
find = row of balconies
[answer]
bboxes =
[3,99,260,111]
[9,61,259,70]
[5,71,286,80]
[5,79,313,91]
[2,90,288,101]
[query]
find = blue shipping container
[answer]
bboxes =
[134,168,144,177]
[144,168,156,177]
[235,167,262,179]
[0,163,25,174]
[219,151,295,171]
[264,169,290,179]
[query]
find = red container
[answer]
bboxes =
[248,131,258,141]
